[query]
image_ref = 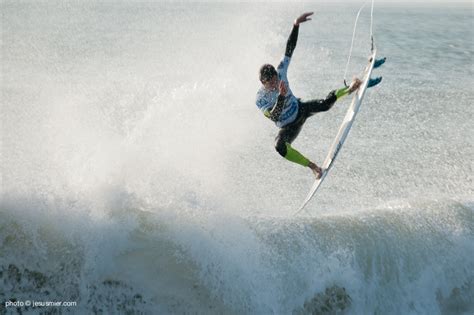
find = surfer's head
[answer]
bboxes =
[259,64,278,90]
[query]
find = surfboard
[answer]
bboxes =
[295,49,377,215]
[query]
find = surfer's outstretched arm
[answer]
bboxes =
[285,12,313,57]
[285,24,299,58]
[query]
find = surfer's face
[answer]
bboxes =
[263,75,279,91]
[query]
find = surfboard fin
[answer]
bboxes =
[374,57,386,68]
[368,76,382,88]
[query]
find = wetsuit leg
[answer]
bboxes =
[275,123,303,156]
[273,91,340,167]
[299,90,338,117]
[275,115,309,166]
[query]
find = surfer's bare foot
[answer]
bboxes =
[308,162,322,179]
[349,78,362,93]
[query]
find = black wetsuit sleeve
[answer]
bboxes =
[285,24,299,57]
[265,95,286,122]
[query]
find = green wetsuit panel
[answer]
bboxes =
[284,143,310,167]
[335,86,350,99]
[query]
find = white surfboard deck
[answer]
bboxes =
[295,49,377,215]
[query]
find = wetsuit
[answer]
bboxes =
[256,24,351,167]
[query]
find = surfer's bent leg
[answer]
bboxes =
[275,121,310,167]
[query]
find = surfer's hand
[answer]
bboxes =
[349,78,362,93]
[279,81,287,96]
[294,12,314,26]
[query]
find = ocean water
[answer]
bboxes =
[1,2,473,314]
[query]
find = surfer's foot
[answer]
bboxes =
[308,162,322,179]
[348,78,362,94]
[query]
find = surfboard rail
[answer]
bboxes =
[294,49,377,215]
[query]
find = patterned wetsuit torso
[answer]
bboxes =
[255,56,299,128]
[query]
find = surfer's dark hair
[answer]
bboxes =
[259,64,277,83]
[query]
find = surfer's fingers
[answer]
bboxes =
[296,12,314,24]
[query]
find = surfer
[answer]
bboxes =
[256,12,364,179]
